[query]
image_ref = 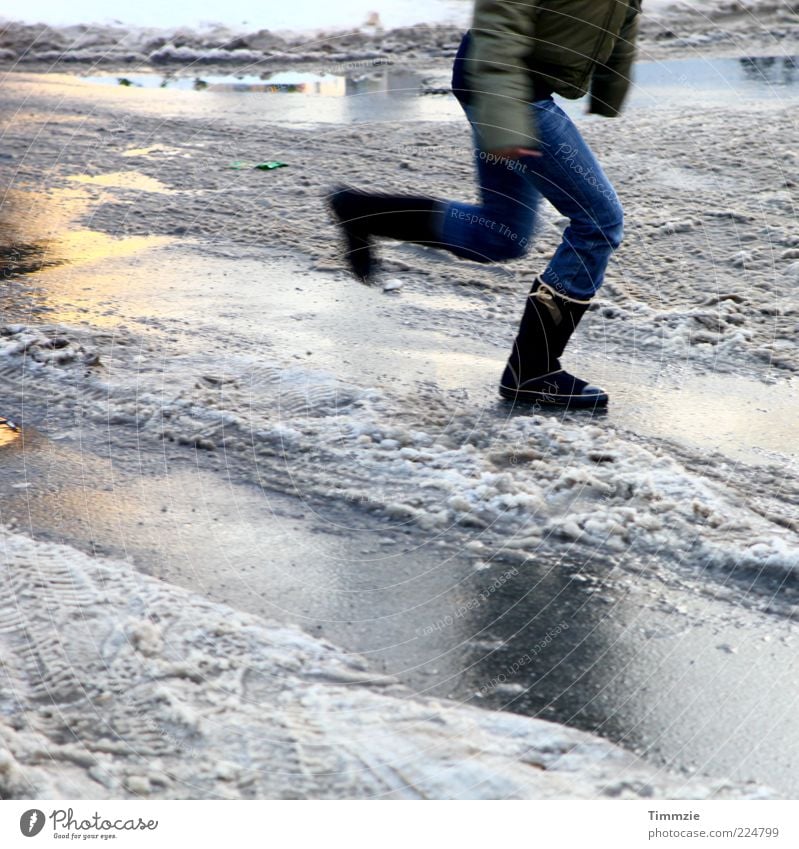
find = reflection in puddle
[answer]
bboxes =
[2,186,93,248]
[79,56,799,107]
[1,190,71,284]
[122,145,182,158]
[630,55,799,105]
[67,171,174,193]
[85,71,346,95]
[0,186,173,328]
[52,230,173,268]
[214,72,347,96]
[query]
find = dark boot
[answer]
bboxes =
[328,186,442,283]
[499,277,608,408]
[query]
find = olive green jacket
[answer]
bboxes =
[465,0,642,151]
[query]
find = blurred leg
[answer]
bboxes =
[438,109,540,263]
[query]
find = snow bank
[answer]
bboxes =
[0,2,796,68]
[0,528,771,799]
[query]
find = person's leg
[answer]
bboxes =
[499,273,608,407]
[329,146,539,281]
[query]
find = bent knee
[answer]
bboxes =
[451,238,528,263]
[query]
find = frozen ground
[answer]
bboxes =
[1,3,798,799]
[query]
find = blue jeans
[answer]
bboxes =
[439,98,624,299]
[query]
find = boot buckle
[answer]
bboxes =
[533,288,563,325]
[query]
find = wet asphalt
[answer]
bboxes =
[1,235,798,794]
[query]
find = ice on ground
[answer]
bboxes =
[1,0,797,802]
[0,528,774,799]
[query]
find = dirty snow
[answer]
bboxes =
[2,320,798,584]
[0,2,797,68]
[1,0,798,801]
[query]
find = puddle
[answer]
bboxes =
[26,242,799,470]
[1,186,94,252]
[628,55,799,107]
[1,187,173,293]
[0,416,797,795]
[638,55,798,91]
[54,66,447,126]
[594,359,798,466]
[52,230,173,269]
[0,241,62,279]
[81,58,799,103]
[1,189,88,280]
[213,71,348,96]
[2,169,795,471]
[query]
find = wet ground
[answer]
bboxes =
[1,56,798,796]
[72,55,799,127]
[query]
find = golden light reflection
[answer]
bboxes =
[67,171,174,193]
[2,187,92,246]
[1,187,173,270]
[34,228,174,329]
